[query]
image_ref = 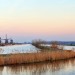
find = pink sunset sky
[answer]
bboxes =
[0,0,75,42]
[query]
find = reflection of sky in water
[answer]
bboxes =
[0,59,75,75]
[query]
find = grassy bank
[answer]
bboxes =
[0,50,75,66]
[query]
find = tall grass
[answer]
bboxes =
[0,50,75,65]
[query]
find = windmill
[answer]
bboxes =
[0,34,14,45]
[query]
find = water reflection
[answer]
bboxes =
[0,59,75,75]
[0,67,4,75]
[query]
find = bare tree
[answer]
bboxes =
[50,41,59,49]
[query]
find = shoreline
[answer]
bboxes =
[0,50,75,66]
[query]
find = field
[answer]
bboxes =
[0,50,75,66]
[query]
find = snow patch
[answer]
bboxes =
[0,44,39,54]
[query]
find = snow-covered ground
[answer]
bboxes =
[0,44,39,54]
[0,44,75,55]
[41,44,75,50]
[63,46,75,50]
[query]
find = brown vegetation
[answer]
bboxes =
[32,40,63,50]
[0,50,75,66]
[32,39,46,49]
[50,41,59,49]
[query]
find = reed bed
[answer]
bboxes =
[0,50,75,65]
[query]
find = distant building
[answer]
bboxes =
[0,37,1,44]
[10,39,13,44]
[0,35,14,45]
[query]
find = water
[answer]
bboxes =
[0,59,75,75]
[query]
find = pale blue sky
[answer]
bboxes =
[0,0,75,42]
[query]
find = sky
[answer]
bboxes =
[0,0,75,42]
